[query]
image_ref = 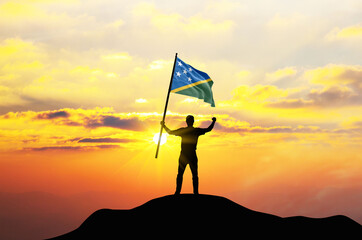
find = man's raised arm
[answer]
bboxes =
[161,121,177,135]
[204,117,216,133]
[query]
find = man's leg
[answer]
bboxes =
[175,154,187,195]
[189,153,199,194]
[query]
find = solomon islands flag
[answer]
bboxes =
[171,57,215,107]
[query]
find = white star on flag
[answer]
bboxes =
[188,77,192,82]
[183,70,187,74]
[178,62,182,66]
[176,72,181,77]
[189,68,192,72]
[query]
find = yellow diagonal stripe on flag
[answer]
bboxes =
[171,78,212,93]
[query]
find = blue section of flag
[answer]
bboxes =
[171,57,211,91]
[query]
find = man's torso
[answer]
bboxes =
[175,127,206,153]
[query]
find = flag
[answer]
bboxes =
[171,57,215,107]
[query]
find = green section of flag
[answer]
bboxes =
[173,80,215,107]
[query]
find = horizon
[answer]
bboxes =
[0,0,361,239]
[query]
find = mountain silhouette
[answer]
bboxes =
[48,194,361,239]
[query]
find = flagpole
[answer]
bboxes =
[155,53,178,158]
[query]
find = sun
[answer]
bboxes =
[153,132,168,145]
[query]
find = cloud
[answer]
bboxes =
[31,109,149,131]
[231,84,290,102]
[148,60,172,70]
[219,84,300,114]
[210,122,247,133]
[85,116,146,131]
[326,24,362,41]
[351,121,362,128]
[266,86,360,109]
[305,64,362,86]
[0,107,360,153]
[199,116,323,135]
[308,85,360,107]
[0,1,82,41]
[36,110,70,119]
[265,67,297,83]
[0,108,154,151]
[132,2,234,37]
[0,38,45,64]
[0,37,156,113]
[1,108,148,131]
[265,64,362,109]
[25,145,120,151]
[135,98,148,103]
[78,137,136,143]
[214,122,322,134]
[0,2,46,18]
[340,117,362,132]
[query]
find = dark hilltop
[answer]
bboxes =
[48,194,362,239]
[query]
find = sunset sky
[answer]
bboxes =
[0,0,361,238]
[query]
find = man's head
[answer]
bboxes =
[186,115,194,127]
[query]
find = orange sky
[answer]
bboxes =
[0,0,361,239]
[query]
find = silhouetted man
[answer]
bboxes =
[161,115,216,195]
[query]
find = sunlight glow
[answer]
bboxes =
[153,132,167,145]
